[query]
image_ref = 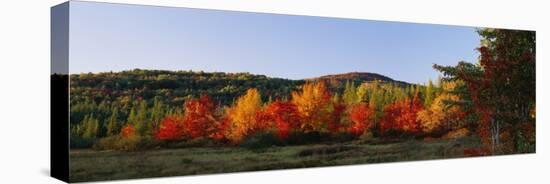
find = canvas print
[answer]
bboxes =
[51,1,536,182]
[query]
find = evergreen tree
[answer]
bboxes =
[106,108,120,136]
[135,100,149,135]
[424,80,434,107]
[343,81,358,105]
[150,98,165,131]
[82,114,99,139]
[356,84,368,103]
[128,106,138,125]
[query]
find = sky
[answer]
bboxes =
[66,1,481,84]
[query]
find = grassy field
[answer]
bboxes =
[69,136,480,182]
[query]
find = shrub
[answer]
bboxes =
[287,131,331,145]
[93,135,159,151]
[92,136,119,150]
[240,132,284,149]
[443,128,470,139]
[330,132,357,143]
[163,137,219,149]
[70,136,95,149]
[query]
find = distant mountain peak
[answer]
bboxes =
[305,72,411,86]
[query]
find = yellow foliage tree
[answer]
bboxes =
[417,96,446,132]
[225,88,262,142]
[417,81,462,132]
[291,82,331,132]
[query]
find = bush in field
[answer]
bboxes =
[287,131,331,145]
[93,135,154,151]
[121,124,136,138]
[163,137,220,149]
[92,136,120,150]
[70,136,95,148]
[240,132,284,149]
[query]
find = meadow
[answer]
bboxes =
[70,136,480,182]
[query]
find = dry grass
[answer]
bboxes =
[69,136,480,182]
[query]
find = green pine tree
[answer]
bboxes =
[106,108,120,136]
[424,80,434,107]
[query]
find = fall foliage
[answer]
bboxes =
[256,100,301,140]
[291,82,331,133]
[225,88,263,142]
[155,116,184,141]
[182,95,218,139]
[121,124,136,138]
[348,103,374,136]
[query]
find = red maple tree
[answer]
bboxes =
[348,103,373,136]
[155,116,184,140]
[182,95,219,139]
[256,100,301,140]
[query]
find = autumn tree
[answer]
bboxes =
[356,84,368,103]
[348,103,374,136]
[121,124,136,138]
[155,116,184,140]
[434,29,535,153]
[225,88,263,142]
[327,94,347,133]
[379,92,423,135]
[343,81,359,105]
[400,93,423,133]
[182,95,219,139]
[417,81,465,133]
[256,100,301,140]
[291,82,331,133]
[367,81,384,130]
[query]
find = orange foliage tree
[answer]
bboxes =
[256,100,301,140]
[182,95,219,139]
[348,103,374,136]
[121,124,136,138]
[225,88,263,142]
[155,95,221,141]
[380,93,423,135]
[328,98,347,133]
[155,116,184,140]
[417,81,465,133]
[291,82,331,132]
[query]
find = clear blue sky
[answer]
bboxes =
[67,1,480,84]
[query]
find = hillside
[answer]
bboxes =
[68,69,415,134]
[70,70,411,107]
[307,72,412,88]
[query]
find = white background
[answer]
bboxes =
[0,0,547,183]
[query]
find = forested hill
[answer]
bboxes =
[68,69,416,143]
[70,69,411,107]
[307,72,411,87]
[70,69,302,108]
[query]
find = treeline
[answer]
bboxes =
[69,69,407,147]
[73,78,462,150]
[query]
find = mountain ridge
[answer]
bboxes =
[305,72,412,87]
